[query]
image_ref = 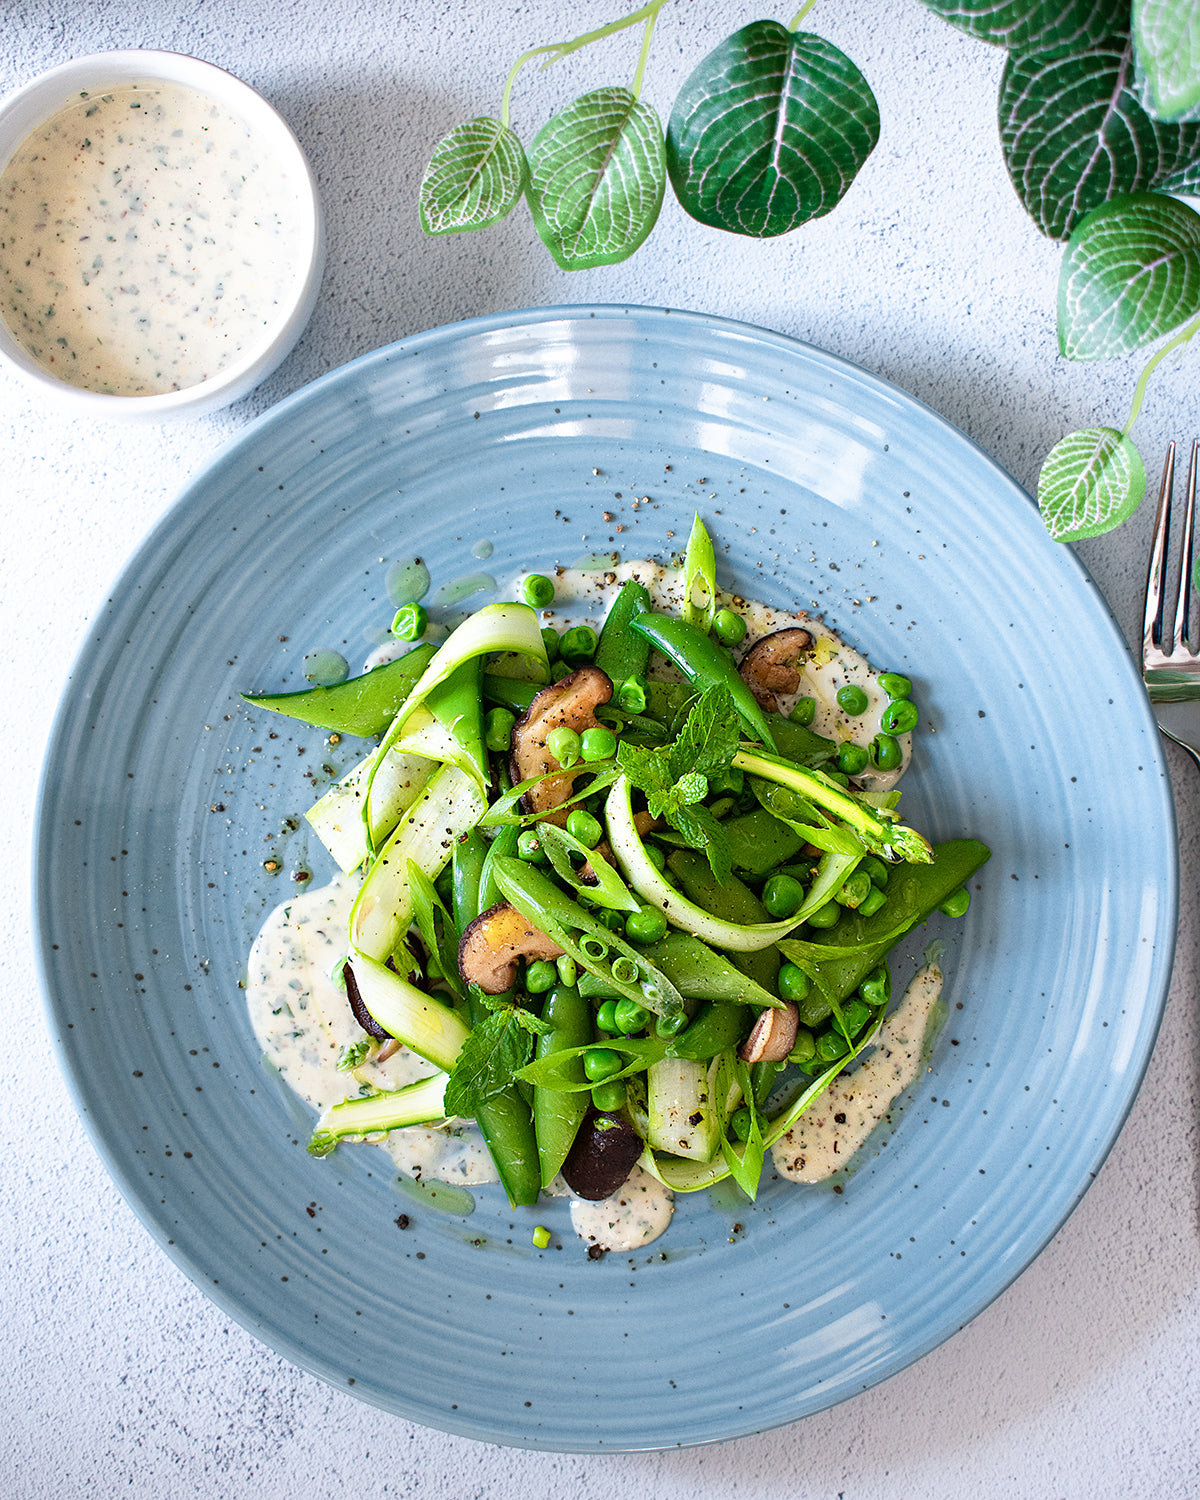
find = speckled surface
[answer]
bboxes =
[5,0,1200,1493]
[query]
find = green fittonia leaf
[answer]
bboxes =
[1037,426,1148,539]
[1001,27,1200,240]
[1058,191,1200,359]
[419,118,528,235]
[666,21,879,239]
[1134,0,1200,122]
[919,0,1128,51]
[525,87,666,270]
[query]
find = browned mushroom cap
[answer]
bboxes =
[458,901,565,994]
[509,664,613,818]
[738,1001,799,1063]
[738,628,814,713]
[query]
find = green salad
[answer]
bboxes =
[244,517,989,1214]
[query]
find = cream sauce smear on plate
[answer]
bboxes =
[0,81,305,394]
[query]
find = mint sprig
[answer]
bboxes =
[444,998,550,1119]
[616,684,739,881]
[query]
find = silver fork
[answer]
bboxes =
[1143,439,1200,770]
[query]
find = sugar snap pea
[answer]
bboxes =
[533,985,592,1187]
[243,642,437,738]
[631,611,778,750]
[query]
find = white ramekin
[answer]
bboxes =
[0,50,325,420]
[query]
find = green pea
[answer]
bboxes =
[712,608,748,646]
[613,998,650,1034]
[596,999,620,1033]
[789,1027,816,1069]
[390,603,428,641]
[806,901,841,929]
[837,870,873,909]
[625,906,668,944]
[541,626,561,662]
[836,683,869,716]
[643,841,667,872]
[599,908,626,933]
[517,828,547,864]
[583,1047,623,1082]
[580,725,617,762]
[522,574,555,608]
[729,1105,753,1141]
[789,696,816,726]
[566,808,603,848]
[859,964,890,1008]
[840,998,871,1037]
[591,1078,627,1112]
[882,699,919,734]
[546,724,581,767]
[559,625,598,665]
[870,733,903,771]
[777,962,811,1003]
[532,1224,552,1249]
[556,954,578,987]
[878,672,912,700]
[815,1028,850,1061]
[617,675,647,713]
[484,706,516,752]
[860,855,889,888]
[939,886,971,918]
[655,1010,689,1038]
[857,885,887,917]
[837,741,870,775]
[762,873,805,919]
[525,958,557,994]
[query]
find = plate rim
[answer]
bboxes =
[31,302,1180,1449]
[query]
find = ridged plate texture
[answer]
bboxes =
[34,306,1177,1451]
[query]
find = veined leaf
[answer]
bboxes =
[526,87,666,270]
[1134,0,1200,122]
[419,118,528,235]
[1037,427,1147,540]
[666,21,879,239]
[918,1,1128,51]
[1059,191,1200,359]
[1000,28,1200,240]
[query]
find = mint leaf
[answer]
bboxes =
[667,685,741,784]
[1037,426,1148,540]
[673,771,709,807]
[526,88,666,270]
[667,22,879,238]
[444,1009,535,1118]
[419,118,528,235]
[1134,0,1200,122]
[1059,192,1200,358]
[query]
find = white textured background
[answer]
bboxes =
[4,1,1200,1493]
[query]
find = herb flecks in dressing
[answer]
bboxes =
[771,961,944,1183]
[0,82,305,395]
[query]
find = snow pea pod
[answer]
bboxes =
[670,1001,747,1061]
[482,673,540,714]
[451,829,489,937]
[532,984,592,1187]
[778,837,991,1021]
[242,642,437,738]
[491,857,686,1021]
[576,930,780,1008]
[631,612,778,750]
[666,850,781,995]
[720,807,808,876]
[595,578,651,686]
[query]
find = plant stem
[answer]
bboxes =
[1122,310,1200,437]
[788,0,819,29]
[501,0,672,126]
[631,5,661,99]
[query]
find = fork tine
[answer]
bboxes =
[1171,440,1199,652]
[1143,441,1175,657]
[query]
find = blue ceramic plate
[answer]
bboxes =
[34,307,1177,1451]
